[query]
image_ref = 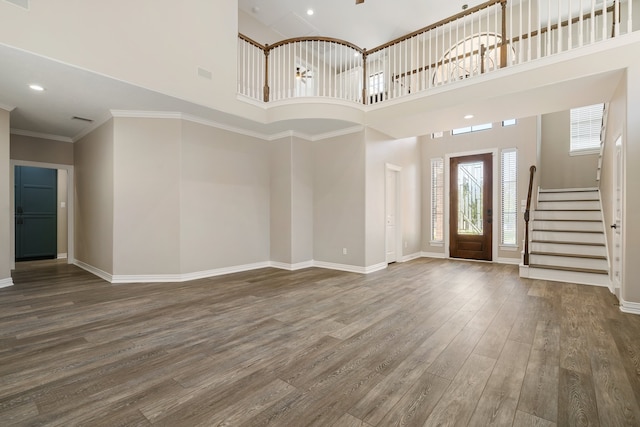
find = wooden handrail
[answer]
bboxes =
[524,165,536,266]
[266,36,364,54]
[368,0,505,54]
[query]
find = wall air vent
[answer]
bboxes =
[4,0,29,10]
[72,116,94,123]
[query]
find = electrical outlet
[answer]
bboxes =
[342,248,347,255]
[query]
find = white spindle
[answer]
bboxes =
[615,0,619,37]
[628,0,633,36]
[556,0,561,53]
[602,0,607,41]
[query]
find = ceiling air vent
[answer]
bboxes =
[72,116,94,123]
[4,0,29,10]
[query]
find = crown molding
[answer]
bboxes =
[10,128,73,143]
[0,102,16,112]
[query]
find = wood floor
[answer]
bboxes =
[2,258,640,426]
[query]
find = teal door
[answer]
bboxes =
[15,166,58,261]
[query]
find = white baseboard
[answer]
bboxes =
[74,260,113,283]
[270,261,315,271]
[620,298,640,315]
[0,277,14,288]
[313,261,387,274]
[57,253,68,259]
[420,251,446,259]
[110,261,272,284]
[496,257,521,265]
[519,264,530,278]
[400,253,422,262]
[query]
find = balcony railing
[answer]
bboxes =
[238,0,634,105]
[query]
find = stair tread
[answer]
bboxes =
[532,240,605,246]
[533,218,602,222]
[532,229,603,234]
[535,209,600,212]
[539,188,598,192]
[529,264,609,275]
[530,251,607,260]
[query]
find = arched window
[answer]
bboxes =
[433,33,515,85]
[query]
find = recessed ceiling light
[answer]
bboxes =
[307,9,314,16]
[29,84,45,91]
[464,114,474,119]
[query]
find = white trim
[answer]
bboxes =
[619,298,640,315]
[400,253,422,262]
[569,149,600,157]
[385,164,403,265]
[314,261,387,274]
[539,187,599,192]
[108,109,363,143]
[0,277,14,288]
[496,257,521,265]
[10,160,75,270]
[499,245,519,251]
[420,251,447,259]
[111,262,272,284]
[0,102,16,112]
[519,264,530,278]
[71,112,113,142]
[57,253,68,260]
[309,126,363,142]
[74,260,113,283]
[271,261,315,271]
[10,128,73,143]
[429,241,444,247]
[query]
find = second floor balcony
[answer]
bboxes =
[238,0,636,106]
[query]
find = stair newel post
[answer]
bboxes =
[524,165,536,265]
[500,0,507,69]
[263,45,270,102]
[361,48,368,105]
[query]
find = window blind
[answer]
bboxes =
[570,103,604,153]
[501,149,517,245]
[431,158,444,242]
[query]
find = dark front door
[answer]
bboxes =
[450,153,493,261]
[15,166,57,261]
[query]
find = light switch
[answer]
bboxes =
[60,201,66,208]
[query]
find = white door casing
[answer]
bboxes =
[385,164,402,264]
[612,136,623,297]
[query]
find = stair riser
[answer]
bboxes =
[530,254,608,270]
[530,242,607,257]
[533,210,601,221]
[532,231,605,244]
[537,201,600,210]
[525,267,610,287]
[532,220,603,232]
[539,191,599,201]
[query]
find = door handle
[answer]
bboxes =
[611,224,618,229]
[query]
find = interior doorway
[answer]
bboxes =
[10,160,74,270]
[14,165,58,261]
[449,153,493,261]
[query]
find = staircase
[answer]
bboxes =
[525,188,610,287]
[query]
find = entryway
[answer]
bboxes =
[449,153,493,261]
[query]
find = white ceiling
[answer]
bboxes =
[238,0,486,49]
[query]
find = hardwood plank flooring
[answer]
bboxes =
[2,258,640,426]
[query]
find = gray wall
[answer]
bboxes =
[179,120,270,273]
[0,109,10,284]
[540,110,599,189]
[421,117,538,261]
[74,120,114,274]
[314,132,366,266]
[10,134,73,165]
[291,137,314,264]
[270,137,293,264]
[112,117,181,276]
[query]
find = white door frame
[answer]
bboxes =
[444,148,499,260]
[385,163,402,264]
[612,135,624,298]
[10,160,75,270]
